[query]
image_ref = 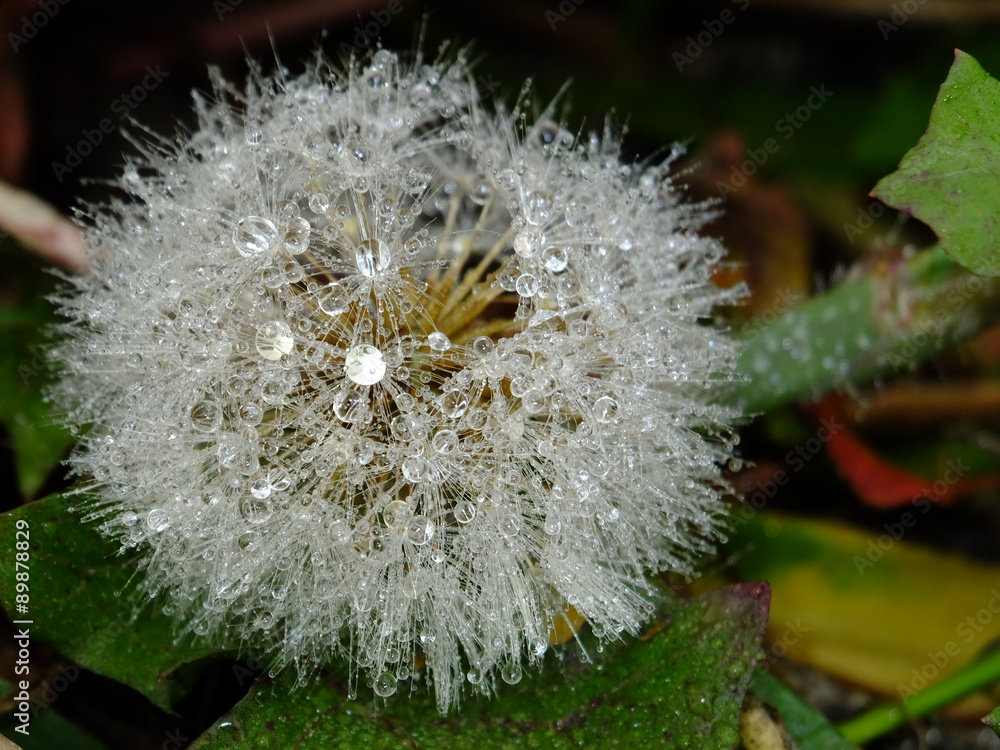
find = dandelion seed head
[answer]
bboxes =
[49,47,741,711]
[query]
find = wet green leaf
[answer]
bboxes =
[191,584,769,750]
[874,51,1000,277]
[0,299,72,497]
[0,494,234,710]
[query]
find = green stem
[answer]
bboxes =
[838,647,1000,745]
[725,245,1000,414]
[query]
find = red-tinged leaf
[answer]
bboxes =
[815,397,1000,507]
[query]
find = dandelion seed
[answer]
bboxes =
[49,47,741,712]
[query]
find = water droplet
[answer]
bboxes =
[528,636,547,656]
[317,282,348,316]
[146,508,169,532]
[406,515,435,545]
[239,496,274,524]
[373,671,397,697]
[440,389,469,419]
[499,514,521,537]
[472,336,494,357]
[190,400,222,433]
[255,320,294,360]
[332,388,366,422]
[283,217,311,253]
[525,190,553,225]
[593,396,618,423]
[515,273,539,297]
[432,429,458,454]
[513,229,541,258]
[427,331,450,352]
[250,478,271,499]
[501,661,522,685]
[402,456,429,483]
[454,500,476,524]
[354,238,391,277]
[543,517,561,535]
[466,667,483,685]
[541,246,568,272]
[255,611,275,629]
[233,216,278,256]
[470,179,492,205]
[328,518,351,541]
[345,344,386,385]
[239,403,263,426]
[308,193,330,213]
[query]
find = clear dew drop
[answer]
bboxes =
[308,193,330,213]
[233,216,279,256]
[354,238,391,277]
[528,636,547,656]
[513,230,541,258]
[373,671,397,698]
[239,496,274,524]
[593,396,619,423]
[406,515,435,546]
[250,478,271,499]
[525,190,553,225]
[190,400,222,433]
[146,508,169,532]
[515,273,539,297]
[541,245,569,272]
[255,321,294,361]
[453,500,476,524]
[332,388,366,422]
[432,429,458,454]
[501,661,522,685]
[472,336,494,357]
[427,331,450,352]
[466,667,483,685]
[440,389,469,419]
[344,344,386,385]
[283,217,311,253]
[317,282,348,316]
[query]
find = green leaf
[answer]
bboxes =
[0,299,73,497]
[190,583,769,750]
[984,704,1000,738]
[0,494,235,710]
[750,671,854,750]
[873,50,1000,277]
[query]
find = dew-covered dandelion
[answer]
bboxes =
[49,47,741,711]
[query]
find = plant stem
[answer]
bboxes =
[838,647,1000,745]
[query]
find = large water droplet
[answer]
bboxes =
[317,282,348,316]
[345,344,386,385]
[239,495,274,524]
[427,331,450,352]
[256,321,294,361]
[190,400,222,433]
[406,515,435,545]
[373,671,397,697]
[541,246,569,272]
[146,508,169,532]
[432,429,458,454]
[593,396,618,423]
[233,216,278,256]
[332,388,366,422]
[283,217,311,253]
[440,389,469,419]
[515,273,539,297]
[525,190,553,225]
[354,238,391,277]
[453,500,476,524]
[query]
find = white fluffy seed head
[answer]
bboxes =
[48,47,741,712]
